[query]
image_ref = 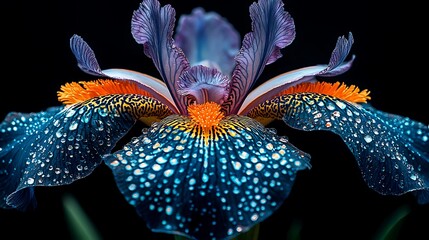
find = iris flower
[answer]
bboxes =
[1,0,428,239]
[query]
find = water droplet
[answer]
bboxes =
[326,102,336,110]
[156,157,167,164]
[364,135,373,143]
[189,178,196,185]
[202,173,209,182]
[98,108,108,117]
[56,127,64,138]
[255,163,264,171]
[165,206,173,215]
[232,161,242,170]
[128,184,136,191]
[152,164,162,171]
[27,178,35,184]
[164,169,174,177]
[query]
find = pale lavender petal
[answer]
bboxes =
[174,7,240,76]
[69,34,179,113]
[238,32,355,115]
[177,65,230,104]
[223,0,296,115]
[131,0,190,114]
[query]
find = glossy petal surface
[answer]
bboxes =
[249,93,429,202]
[0,94,165,210]
[104,115,310,240]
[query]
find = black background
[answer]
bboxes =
[1,0,428,239]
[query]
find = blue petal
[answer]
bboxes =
[177,65,230,104]
[131,0,190,114]
[0,94,157,210]
[254,93,429,203]
[223,0,296,115]
[104,115,310,240]
[69,34,180,114]
[238,32,355,115]
[174,7,240,77]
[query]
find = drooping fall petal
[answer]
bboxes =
[104,115,310,240]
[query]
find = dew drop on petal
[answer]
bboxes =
[27,178,34,184]
[364,135,373,143]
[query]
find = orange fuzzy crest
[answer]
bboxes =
[279,81,371,103]
[57,79,152,105]
[188,102,225,144]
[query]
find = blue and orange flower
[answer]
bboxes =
[1,0,428,239]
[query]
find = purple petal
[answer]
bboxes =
[69,34,180,114]
[238,32,355,115]
[318,32,355,76]
[177,65,230,104]
[174,7,240,76]
[223,0,296,115]
[131,0,190,114]
[70,34,103,76]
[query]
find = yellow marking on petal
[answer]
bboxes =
[57,79,152,105]
[187,102,225,145]
[279,81,371,103]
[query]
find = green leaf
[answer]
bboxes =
[174,235,191,240]
[286,220,302,240]
[373,205,411,240]
[174,223,260,240]
[63,194,102,240]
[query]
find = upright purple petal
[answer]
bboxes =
[238,32,355,115]
[131,0,190,114]
[223,0,296,115]
[174,7,240,77]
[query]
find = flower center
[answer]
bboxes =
[188,102,225,143]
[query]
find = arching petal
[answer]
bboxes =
[131,0,190,114]
[69,34,179,114]
[248,93,429,204]
[238,32,355,115]
[0,94,169,210]
[177,65,230,104]
[104,115,310,240]
[223,0,296,115]
[174,7,240,76]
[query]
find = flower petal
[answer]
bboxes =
[0,94,168,210]
[104,115,310,240]
[177,65,230,104]
[223,0,296,115]
[131,0,190,114]
[69,34,179,114]
[174,7,240,76]
[249,93,429,203]
[238,32,355,115]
